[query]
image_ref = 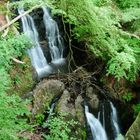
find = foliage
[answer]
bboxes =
[0,27,32,139]
[133,103,140,118]
[7,0,140,82]
[0,34,31,70]
[43,113,78,140]
[9,0,53,10]
[54,0,140,81]
[35,113,45,125]
[0,68,32,140]
[122,92,133,102]
[115,0,140,9]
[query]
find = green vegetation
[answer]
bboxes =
[133,103,140,118]
[54,0,140,81]
[122,92,133,102]
[0,59,31,139]
[43,113,78,140]
[0,27,32,140]
[0,0,140,139]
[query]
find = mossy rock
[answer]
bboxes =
[125,113,140,140]
[32,79,65,115]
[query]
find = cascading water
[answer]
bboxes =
[110,102,121,140]
[98,100,120,140]
[85,105,108,140]
[42,7,65,64]
[18,6,52,79]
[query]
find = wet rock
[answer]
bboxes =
[56,90,85,124]
[32,79,65,115]
[56,90,86,139]
[86,86,99,110]
[125,113,140,140]
[56,90,76,117]
[75,95,85,124]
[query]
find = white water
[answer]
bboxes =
[85,105,108,140]
[18,6,52,78]
[47,103,55,120]
[42,7,64,63]
[110,102,121,140]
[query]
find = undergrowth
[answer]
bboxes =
[0,32,32,139]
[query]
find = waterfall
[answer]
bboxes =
[110,102,121,140]
[99,101,124,140]
[18,6,52,79]
[85,105,108,140]
[42,7,64,64]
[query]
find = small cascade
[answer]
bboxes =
[97,101,124,140]
[110,102,121,140]
[47,103,55,121]
[85,105,108,140]
[98,102,107,131]
[42,7,65,64]
[18,6,52,78]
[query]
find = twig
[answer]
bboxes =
[11,57,25,64]
[0,4,42,32]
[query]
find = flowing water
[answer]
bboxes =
[110,102,121,140]
[42,7,65,64]
[18,6,52,78]
[86,101,124,140]
[85,105,108,140]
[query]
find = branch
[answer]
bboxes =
[11,57,25,64]
[0,4,42,32]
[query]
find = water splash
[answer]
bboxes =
[85,105,108,140]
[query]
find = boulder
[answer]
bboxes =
[32,79,65,115]
[56,90,76,117]
[75,95,85,124]
[56,90,85,124]
[125,113,140,140]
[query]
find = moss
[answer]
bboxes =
[125,113,140,140]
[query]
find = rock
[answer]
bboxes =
[75,95,85,124]
[56,90,76,117]
[56,90,86,139]
[125,113,140,140]
[32,79,65,115]
[56,90,85,124]
[86,86,99,110]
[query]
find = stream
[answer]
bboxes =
[18,5,125,140]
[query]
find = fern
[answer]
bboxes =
[0,68,31,140]
[0,32,32,139]
[0,34,31,70]
[55,0,140,81]
[115,0,140,9]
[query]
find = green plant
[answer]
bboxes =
[0,34,31,70]
[115,0,140,9]
[122,92,133,102]
[43,113,78,140]
[54,0,140,82]
[0,68,32,140]
[35,113,45,125]
[0,29,32,139]
[133,103,140,118]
